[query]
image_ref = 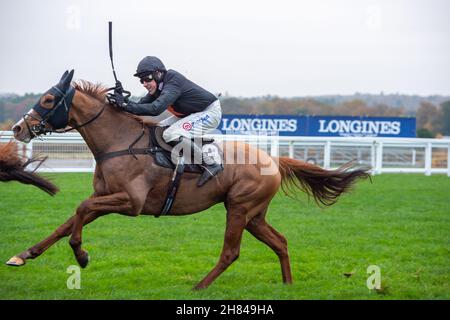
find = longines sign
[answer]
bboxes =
[219,115,416,137]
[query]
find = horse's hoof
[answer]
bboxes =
[6,256,26,267]
[192,283,207,291]
[77,251,89,268]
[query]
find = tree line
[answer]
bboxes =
[1,93,449,137]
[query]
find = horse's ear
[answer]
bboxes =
[59,70,69,82]
[61,69,75,91]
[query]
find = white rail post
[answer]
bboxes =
[370,143,376,175]
[270,136,279,157]
[26,140,33,159]
[324,141,331,169]
[375,141,383,175]
[425,142,432,176]
[91,155,97,173]
[447,143,450,177]
[289,141,294,159]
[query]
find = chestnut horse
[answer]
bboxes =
[9,70,370,290]
[0,141,58,195]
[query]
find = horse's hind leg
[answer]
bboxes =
[6,211,103,267]
[193,206,247,290]
[246,213,292,284]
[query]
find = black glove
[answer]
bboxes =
[114,81,124,95]
[106,92,127,109]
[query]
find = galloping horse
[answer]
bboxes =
[0,141,58,195]
[9,70,370,289]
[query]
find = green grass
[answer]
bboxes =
[0,173,448,299]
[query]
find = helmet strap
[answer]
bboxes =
[152,70,165,84]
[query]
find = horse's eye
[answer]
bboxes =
[44,98,54,104]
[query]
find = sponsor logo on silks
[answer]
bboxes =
[182,122,193,131]
[182,115,211,131]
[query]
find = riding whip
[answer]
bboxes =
[108,21,130,98]
[109,21,118,85]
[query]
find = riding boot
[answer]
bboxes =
[197,145,224,187]
[175,137,223,187]
[175,136,204,165]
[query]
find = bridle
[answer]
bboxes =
[22,22,123,140]
[22,85,106,138]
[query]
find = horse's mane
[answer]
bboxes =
[0,141,59,195]
[73,80,109,103]
[73,80,159,126]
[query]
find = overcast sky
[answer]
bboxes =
[1,0,449,97]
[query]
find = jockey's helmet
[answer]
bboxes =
[134,56,166,82]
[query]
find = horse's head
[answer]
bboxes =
[12,70,75,143]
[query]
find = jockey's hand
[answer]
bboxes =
[106,92,127,109]
[114,81,124,95]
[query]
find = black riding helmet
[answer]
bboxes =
[133,56,166,83]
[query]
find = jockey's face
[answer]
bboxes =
[142,78,158,95]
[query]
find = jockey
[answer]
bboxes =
[107,56,223,187]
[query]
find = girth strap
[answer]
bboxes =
[94,148,151,164]
[95,121,147,163]
[157,156,185,217]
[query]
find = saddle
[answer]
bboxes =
[94,125,222,216]
[149,126,218,173]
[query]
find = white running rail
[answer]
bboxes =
[1,131,449,176]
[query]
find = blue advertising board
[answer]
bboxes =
[219,114,416,138]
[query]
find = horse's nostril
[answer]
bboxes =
[12,125,22,135]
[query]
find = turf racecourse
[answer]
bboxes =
[0,173,448,300]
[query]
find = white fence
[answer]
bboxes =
[1,131,449,176]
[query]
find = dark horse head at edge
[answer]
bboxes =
[0,141,59,195]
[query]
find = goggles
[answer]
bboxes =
[139,75,153,84]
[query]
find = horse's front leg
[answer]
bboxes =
[6,212,100,267]
[69,192,135,268]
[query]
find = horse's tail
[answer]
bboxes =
[277,157,371,206]
[0,141,59,196]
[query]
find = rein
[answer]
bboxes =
[54,104,107,134]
